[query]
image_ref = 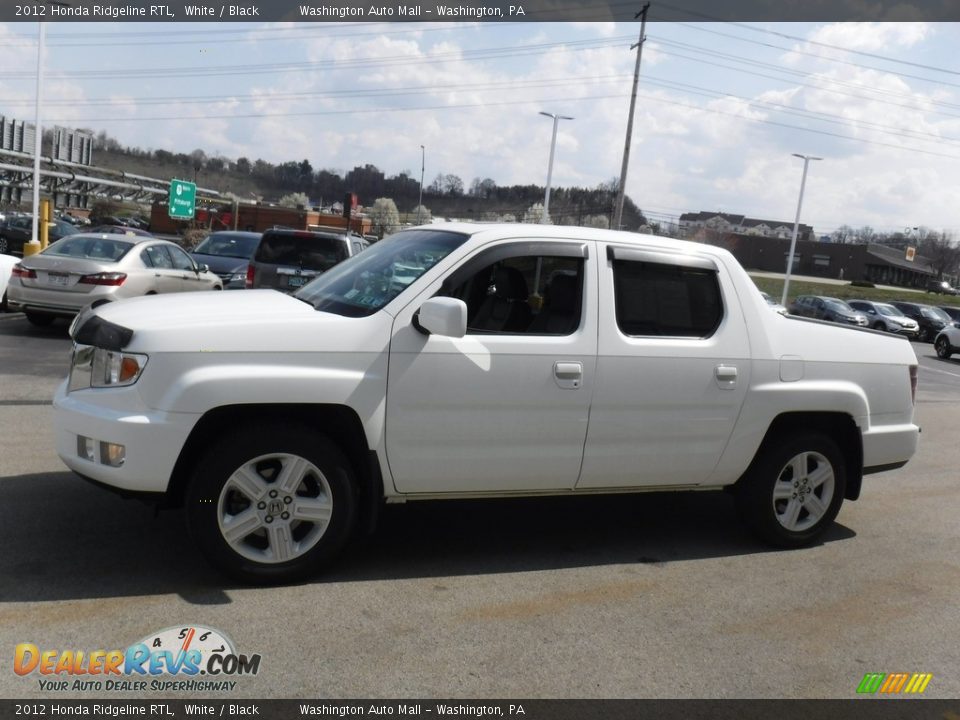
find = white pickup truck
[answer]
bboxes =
[54,224,920,582]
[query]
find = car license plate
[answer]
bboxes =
[48,273,69,286]
[288,276,308,288]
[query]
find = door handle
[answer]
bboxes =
[715,365,738,389]
[554,361,583,389]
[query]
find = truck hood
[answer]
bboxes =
[80,290,382,353]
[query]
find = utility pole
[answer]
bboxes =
[417,144,425,224]
[28,22,46,255]
[613,2,650,231]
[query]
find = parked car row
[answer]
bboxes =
[1,226,370,325]
[0,215,80,255]
[787,294,958,343]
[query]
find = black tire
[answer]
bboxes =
[186,424,358,584]
[918,327,930,343]
[935,335,953,359]
[736,432,846,548]
[0,236,8,254]
[872,322,885,331]
[24,311,55,327]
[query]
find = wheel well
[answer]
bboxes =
[166,404,383,525]
[750,412,863,501]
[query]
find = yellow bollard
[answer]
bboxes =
[22,242,41,257]
[40,197,52,250]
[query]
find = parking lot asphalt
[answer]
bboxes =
[1,312,958,700]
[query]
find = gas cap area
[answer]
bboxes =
[779,355,804,382]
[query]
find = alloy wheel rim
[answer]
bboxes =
[772,451,835,532]
[217,452,333,564]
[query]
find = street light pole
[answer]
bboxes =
[539,111,573,224]
[29,22,46,250]
[417,144,425,224]
[781,153,822,307]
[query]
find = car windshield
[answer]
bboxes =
[877,304,903,317]
[43,236,134,262]
[194,233,260,259]
[294,229,469,318]
[922,306,951,321]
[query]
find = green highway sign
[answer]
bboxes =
[168,179,197,219]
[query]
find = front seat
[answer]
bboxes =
[529,273,580,334]
[470,266,532,333]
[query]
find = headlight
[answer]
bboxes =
[230,271,246,283]
[69,344,148,391]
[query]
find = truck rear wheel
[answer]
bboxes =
[186,424,357,583]
[736,432,846,548]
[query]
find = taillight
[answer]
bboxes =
[245,264,255,288]
[11,264,37,280]
[78,272,126,286]
[909,365,918,405]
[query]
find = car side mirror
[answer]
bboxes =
[197,263,209,273]
[415,297,467,338]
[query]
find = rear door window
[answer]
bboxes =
[612,257,723,338]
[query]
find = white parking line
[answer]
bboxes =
[920,364,960,379]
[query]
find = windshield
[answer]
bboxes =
[877,304,903,317]
[922,306,951,321]
[294,229,469,317]
[194,233,261,259]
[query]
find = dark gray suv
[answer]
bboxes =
[245,228,368,292]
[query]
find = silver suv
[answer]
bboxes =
[245,228,368,292]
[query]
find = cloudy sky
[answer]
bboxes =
[0,20,958,236]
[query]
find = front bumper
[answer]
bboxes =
[53,379,200,494]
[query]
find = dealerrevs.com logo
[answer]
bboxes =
[14,625,261,693]
[857,672,933,695]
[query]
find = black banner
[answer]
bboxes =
[1,700,960,720]
[3,0,960,23]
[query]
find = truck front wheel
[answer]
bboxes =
[737,433,846,548]
[186,424,357,583]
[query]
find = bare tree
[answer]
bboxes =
[831,225,854,244]
[919,232,960,280]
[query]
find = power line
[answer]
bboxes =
[652,38,960,114]
[652,46,960,121]
[658,21,960,92]
[651,2,960,77]
[0,74,632,108]
[1,35,636,80]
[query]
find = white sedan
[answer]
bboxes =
[7,234,222,325]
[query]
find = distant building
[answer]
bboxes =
[679,211,815,243]
[0,115,37,205]
[52,126,94,166]
[703,232,937,289]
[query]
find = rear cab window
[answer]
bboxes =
[608,246,723,338]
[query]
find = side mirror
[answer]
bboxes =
[416,297,467,338]
[197,263,209,273]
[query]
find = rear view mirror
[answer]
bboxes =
[416,297,467,338]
